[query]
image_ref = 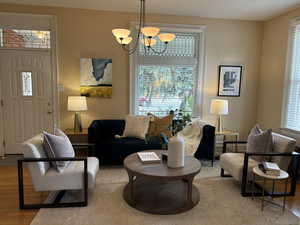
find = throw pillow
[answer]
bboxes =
[246,124,273,162]
[147,113,173,138]
[43,129,75,172]
[122,115,150,139]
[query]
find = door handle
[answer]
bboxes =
[47,111,52,114]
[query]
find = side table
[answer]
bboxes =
[71,143,95,157]
[64,128,88,143]
[64,129,94,156]
[215,130,239,152]
[252,166,289,212]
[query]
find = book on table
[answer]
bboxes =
[137,152,161,163]
[259,162,281,176]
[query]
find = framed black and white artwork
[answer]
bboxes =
[217,65,242,97]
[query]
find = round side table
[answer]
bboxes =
[252,166,289,212]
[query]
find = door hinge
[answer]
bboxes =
[0,99,3,107]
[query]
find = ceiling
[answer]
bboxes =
[1,0,300,21]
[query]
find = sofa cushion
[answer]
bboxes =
[271,133,296,171]
[122,115,150,139]
[220,153,259,182]
[148,114,173,138]
[246,125,272,162]
[43,129,75,172]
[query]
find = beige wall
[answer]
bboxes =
[258,8,300,131]
[0,4,263,139]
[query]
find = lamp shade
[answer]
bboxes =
[210,99,228,115]
[68,96,87,112]
[158,33,176,43]
[141,27,160,37]
[112,29,130,39]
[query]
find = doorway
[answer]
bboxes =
[0,14,58,155]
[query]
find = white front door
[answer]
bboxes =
[0,50,54,154]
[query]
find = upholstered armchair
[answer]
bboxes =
[220,132,300,197]
[18,135,99,209]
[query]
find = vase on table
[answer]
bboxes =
[167,134,185,168]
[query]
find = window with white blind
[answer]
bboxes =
[130,25,205,117]
[282,19,300,131]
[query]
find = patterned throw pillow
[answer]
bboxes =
[246,124,273,162]
[147,114,173,138]
[43,129,75,172]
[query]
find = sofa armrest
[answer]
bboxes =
[223,141,247,153]
[88,120,100,144]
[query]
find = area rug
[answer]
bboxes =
[30,166,299,225]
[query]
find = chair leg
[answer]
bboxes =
[220,168,232,177]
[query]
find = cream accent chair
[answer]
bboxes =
[18,135,99,209]
[220,132,300,197]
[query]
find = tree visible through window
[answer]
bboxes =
[137,65,195,116]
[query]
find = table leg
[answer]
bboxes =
[186,177,194,203]
[127,172,135,204]
[271,180,275,200]
[262,178,266,211]
[252,173,255,200]
[283,179,288,213]
[235,134,239,152]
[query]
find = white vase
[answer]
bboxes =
[167,134,185,168]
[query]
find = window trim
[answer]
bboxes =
[129,23,206,117]
[281,17,300,131]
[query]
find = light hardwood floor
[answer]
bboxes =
[1,165,300,225]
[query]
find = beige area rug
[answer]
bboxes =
[31,164,299,225]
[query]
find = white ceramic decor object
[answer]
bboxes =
[167,135,185,168]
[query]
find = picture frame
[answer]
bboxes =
[217,65,242,97]
[80,58,112,98]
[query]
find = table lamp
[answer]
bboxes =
[68,96,87,132]
[210,99,228,132]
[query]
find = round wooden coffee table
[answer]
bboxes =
[123,150,202,215]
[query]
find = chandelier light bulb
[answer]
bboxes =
[141,38,157,47]
[141,27,160,38]
[112,29,131,39]
[117,36,133,45]
[158,33,176,43]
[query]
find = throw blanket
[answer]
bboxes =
[178,119,210,156]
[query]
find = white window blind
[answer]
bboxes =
[132,30,203,116]
[283,21,300,131]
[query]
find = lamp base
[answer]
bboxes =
[74,112,82,133]
[217,115,223,133]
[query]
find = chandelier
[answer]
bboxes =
[112,0,176,55]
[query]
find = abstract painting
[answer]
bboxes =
[80,58,112,97]
[217,65,242,97]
